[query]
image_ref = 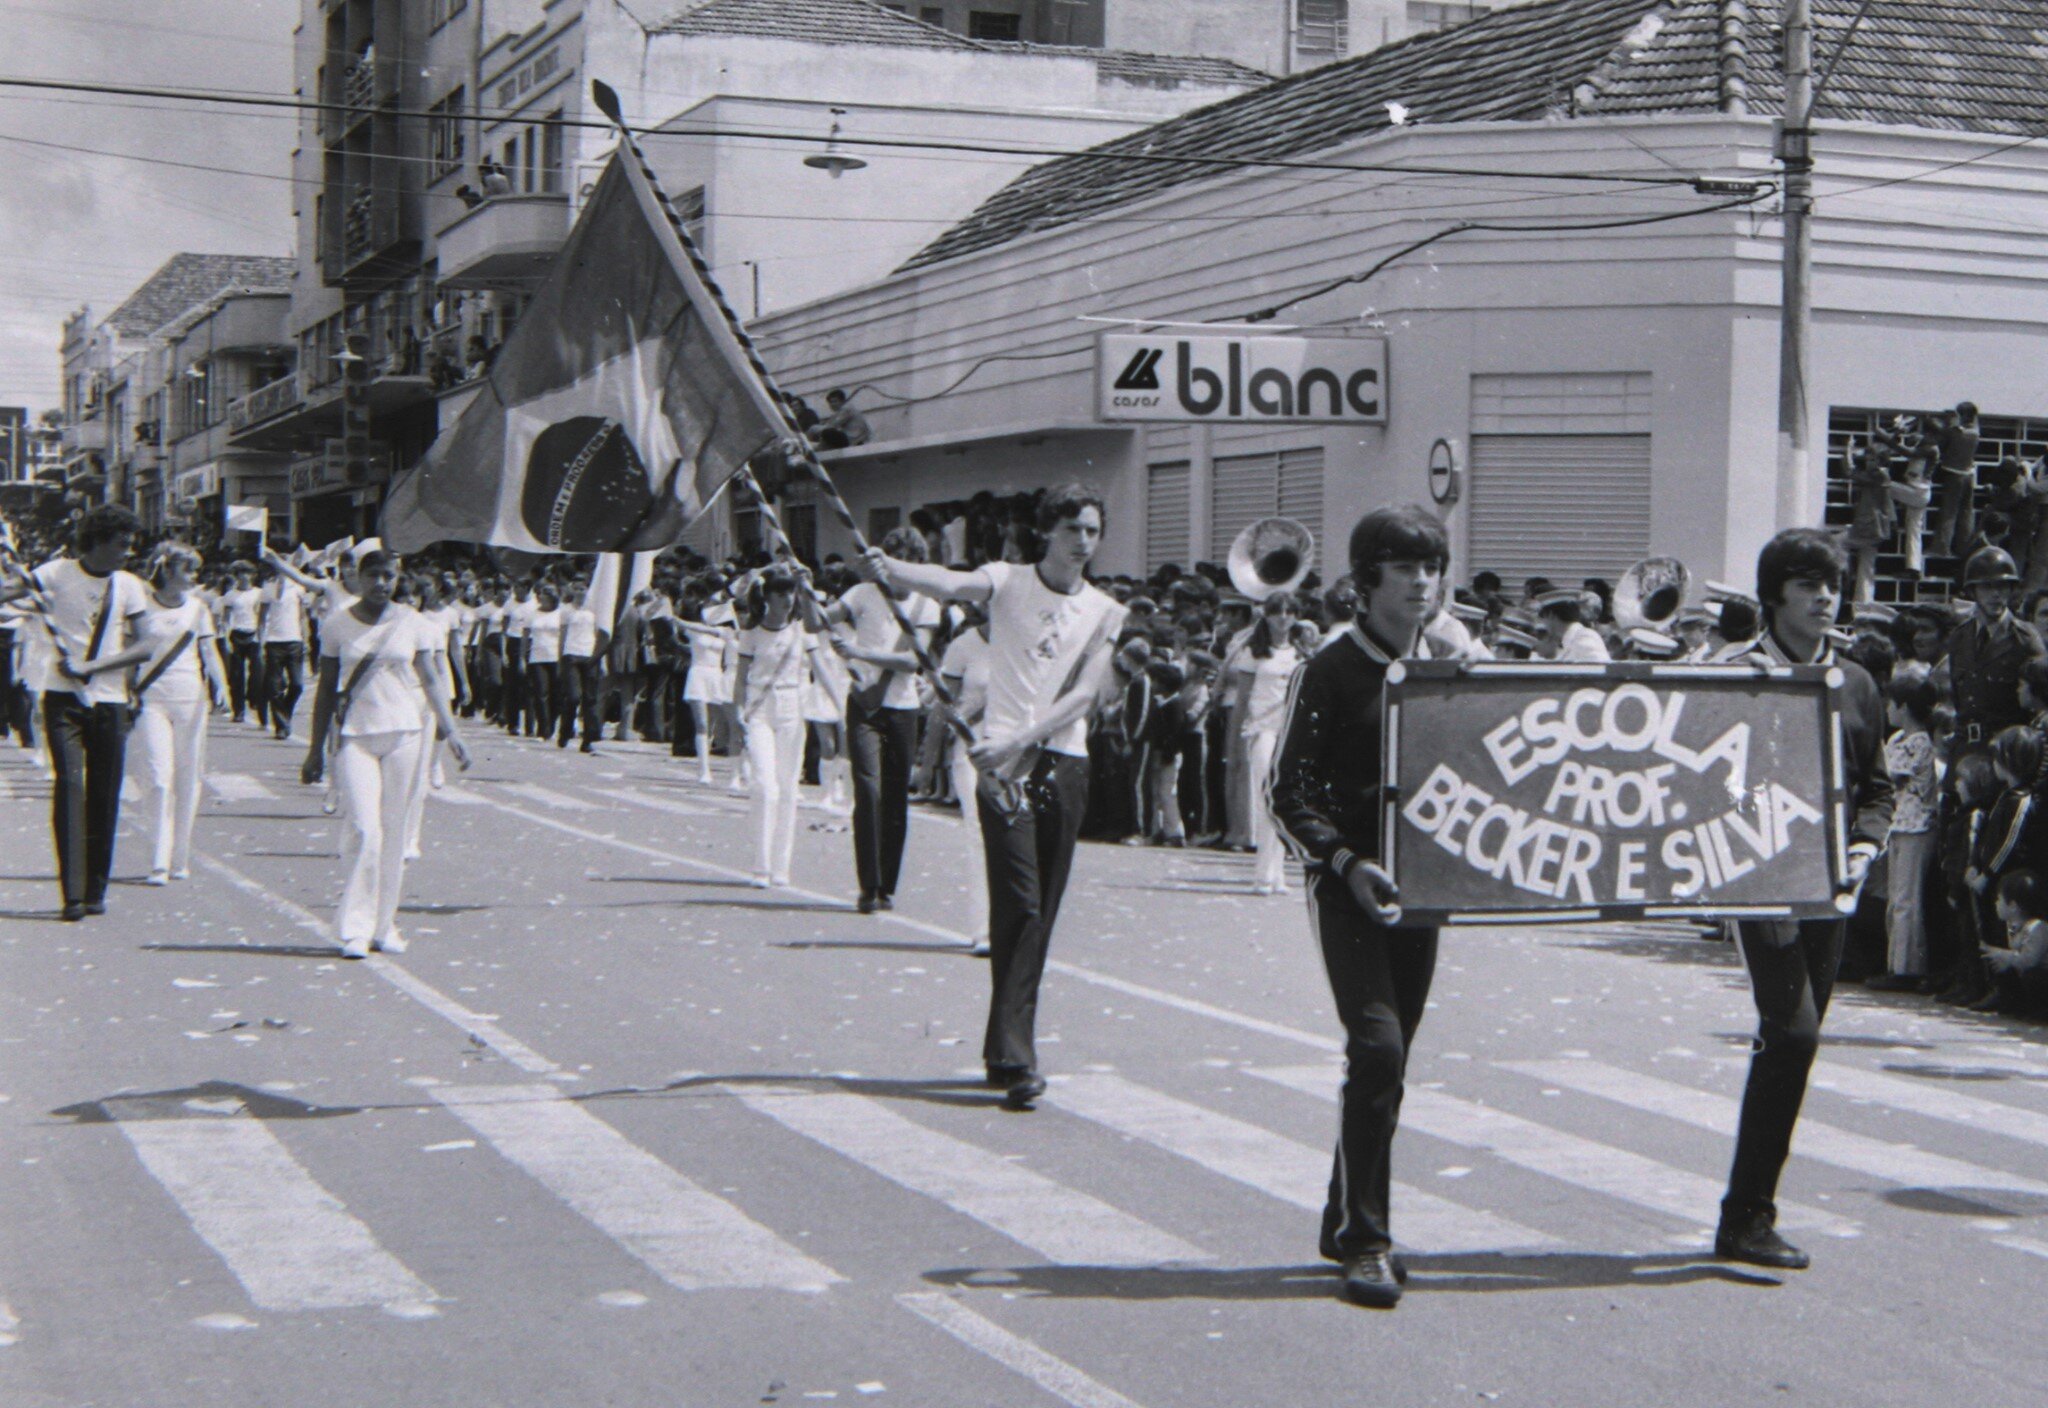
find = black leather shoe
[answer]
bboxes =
[1716,1216,1809,1270]
[61,902,86,923]
[1340,1252,1402,1308]
[875,894,895,912]
[1003,1072,1047,1110]
[857,892,877,914]
[986,1064,1026,1088]
[83,900,107,917]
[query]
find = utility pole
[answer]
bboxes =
[1774,0,1814,530]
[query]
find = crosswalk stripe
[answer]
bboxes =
[205,772,277,802]
[1055,1072,1555,1252]
[897,1292,1147,1408]
[1811,1060,2048,1151]
[113,1105,434,1312]
[731,1085,1208,1267]
[611,786,720,818]
[434,1084,841,1293]
[1249,1065,1859,1239]
[494,781,600,811]
[1506,1058,2048,1202]
[428,785,488,806]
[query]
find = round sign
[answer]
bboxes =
[1428,437,1461,506]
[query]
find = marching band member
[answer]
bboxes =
[854,486,1126,1110]
[732,566,817,888]
[1533,587,1610,661]
[1713,529,1892,1269]
[134,545,227,885]
[301,551,470,958]
[1269,504,1445,1310]
[1232,591,1304,896]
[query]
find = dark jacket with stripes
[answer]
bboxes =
[1737,628,1895,851]
[1269,623,1433,879]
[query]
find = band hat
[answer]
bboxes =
[1531,588,1582,610]
[1499,606,1541,631]
[1825,626,1857,649]
[1495,625,1543,650]
[1447,599,1488,622]
[1703,578,1761,610]
[1851,603,1898,626]
[1127,596,1158,614]
[1625,627,1682,658]
[1676,605,1719,627]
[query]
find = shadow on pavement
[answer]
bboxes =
[585,1072,1001,1112]
[142,941,340,960]
[1884,1186,2048,1217]
[774,937,980,956]
[1880,1060,2048,1082]
[52,1078,363,1124]
[920,1251,1783,1301]
[594,874,741,890]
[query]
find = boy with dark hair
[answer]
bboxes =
[854,485,1125,1110]
[1716,527,1893,1268]
[1270,502,1450,1309]
[0,506,151,919]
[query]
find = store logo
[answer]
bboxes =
[1113,348,1163,391]
[1175,341,1379,419]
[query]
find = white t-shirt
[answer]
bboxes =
[840,582,941,710]
[505,597,538,649]
[28,559,152,705]
[526,606,565,664]
[1556,621,1612,663]
[939,629,992,722]
[137,594,216,707]
[478,601,507,637]
[738,622,807,718]
[320,604,429,736]
[218,586,262,635]
[561,606,600,658]
[258,580,308,645]
[1236,644,1301,738]
[974,562,1127,758]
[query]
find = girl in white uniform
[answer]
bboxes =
[134,545,228,884]
[1231,591,1303,895]
[734,567,815,886]
[677,592,737,785]
[404,575,469,859]
[804,608,853,814]
[302,552,469,958]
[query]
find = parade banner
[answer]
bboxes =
[381,148,786,554]
[1382,661,1853,926]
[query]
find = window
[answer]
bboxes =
[920,5,945,23]
[1406,1,1489,34]
[1297,0,1349,53]
[868,506,901,541]
[966,11,1021,40]
[539,109,563,194]
[429,87,466,182]
[428,0,467,31]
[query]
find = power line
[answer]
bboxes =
[0,74,1706,188]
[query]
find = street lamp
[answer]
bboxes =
[803,109,866,178]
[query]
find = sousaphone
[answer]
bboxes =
[1613,555,1692,631]
[1227,517,1316,601]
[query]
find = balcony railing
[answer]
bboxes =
[229,372,305,433]
[62,418,108,452]
[435,193,570,290]
[289,439,391,499]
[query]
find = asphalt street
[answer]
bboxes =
[3,722,2047,1408]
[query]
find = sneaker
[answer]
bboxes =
[146,870,169,887]
[170,868,190,881]
[770,874,791,888]
[339,936,371,959]
[748,874,771,889]
[1340,1252,1403,1309]
[1252,882,1275,896]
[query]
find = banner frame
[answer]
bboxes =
[1379,658,1855,927]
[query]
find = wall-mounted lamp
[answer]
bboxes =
[803,109,867,178]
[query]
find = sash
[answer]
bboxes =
[331,614,412,740]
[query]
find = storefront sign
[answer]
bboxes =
[1382,662,1851,925]
[1097,333,1386,425]
[171,463,218,513]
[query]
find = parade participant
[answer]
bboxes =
[938,601,992,945]
[216,560,264,725]
[1269,504,1445,1310]
[855,485,1126,1110]
[475,581,510,724]
[675,589,736,784]
[598,589,651,743]
[256,556,310,740]
[1714,528,1892,1269]
[524,581,564,741]
[827,527,943,913]
[1534,587,1611,661]
[732,566,817,887]
[1233,591,1303,896]
[300,551,470,958]
[804,596,854,815]
[133,545,227,885]
[1931,546,2044,757]
[403,575,469,859]
[555,578,604,752]
[0,506,151,920]
[502,577,538,736]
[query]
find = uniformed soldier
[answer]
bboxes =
[1933,546,2045,756]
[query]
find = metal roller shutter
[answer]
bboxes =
[1211,452,1279,560]
[1467,434,1652,589]
[1146,461,1191,575]
[1276,447,1325,562]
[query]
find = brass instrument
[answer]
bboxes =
[1226,517,1316,601]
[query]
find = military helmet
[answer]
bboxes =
[1963,545,2023,588]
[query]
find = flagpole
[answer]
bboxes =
[589,81,975,744]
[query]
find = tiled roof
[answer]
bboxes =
[103,254,295,339]
[903,0,2048,273]
[974,42,1271,87]
[650,0,979,49]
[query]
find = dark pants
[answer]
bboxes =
[978,752,1090,1075]
[1310,869,1439,1258]
[1724,918,1844,1229]
[44,692,133,907]
[477,639,505,722]
[598,666,643,741]
[503,644,528,734]
[263,641,305,736]
[1931,470,1975,559]
[557,656,599,745]
[525,661,556,739]
[226,630,263,723]
[847,698,917,900]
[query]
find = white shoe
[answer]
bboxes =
[145,870,169,887]
[339,936,371,959]
[403,846,423,862]
[1252,882,1276,896]
[749,874,771,889]
[770,873,791,888]
[170,868,190,881]
[373,931,407,954]
[430,760,446,790]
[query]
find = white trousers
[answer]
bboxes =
[335,729,425,945]
[949,748,990,938]
[1248,729,1286,890]
[135,697,207,876]
[744,701,804,882]
[403,729,440,859]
